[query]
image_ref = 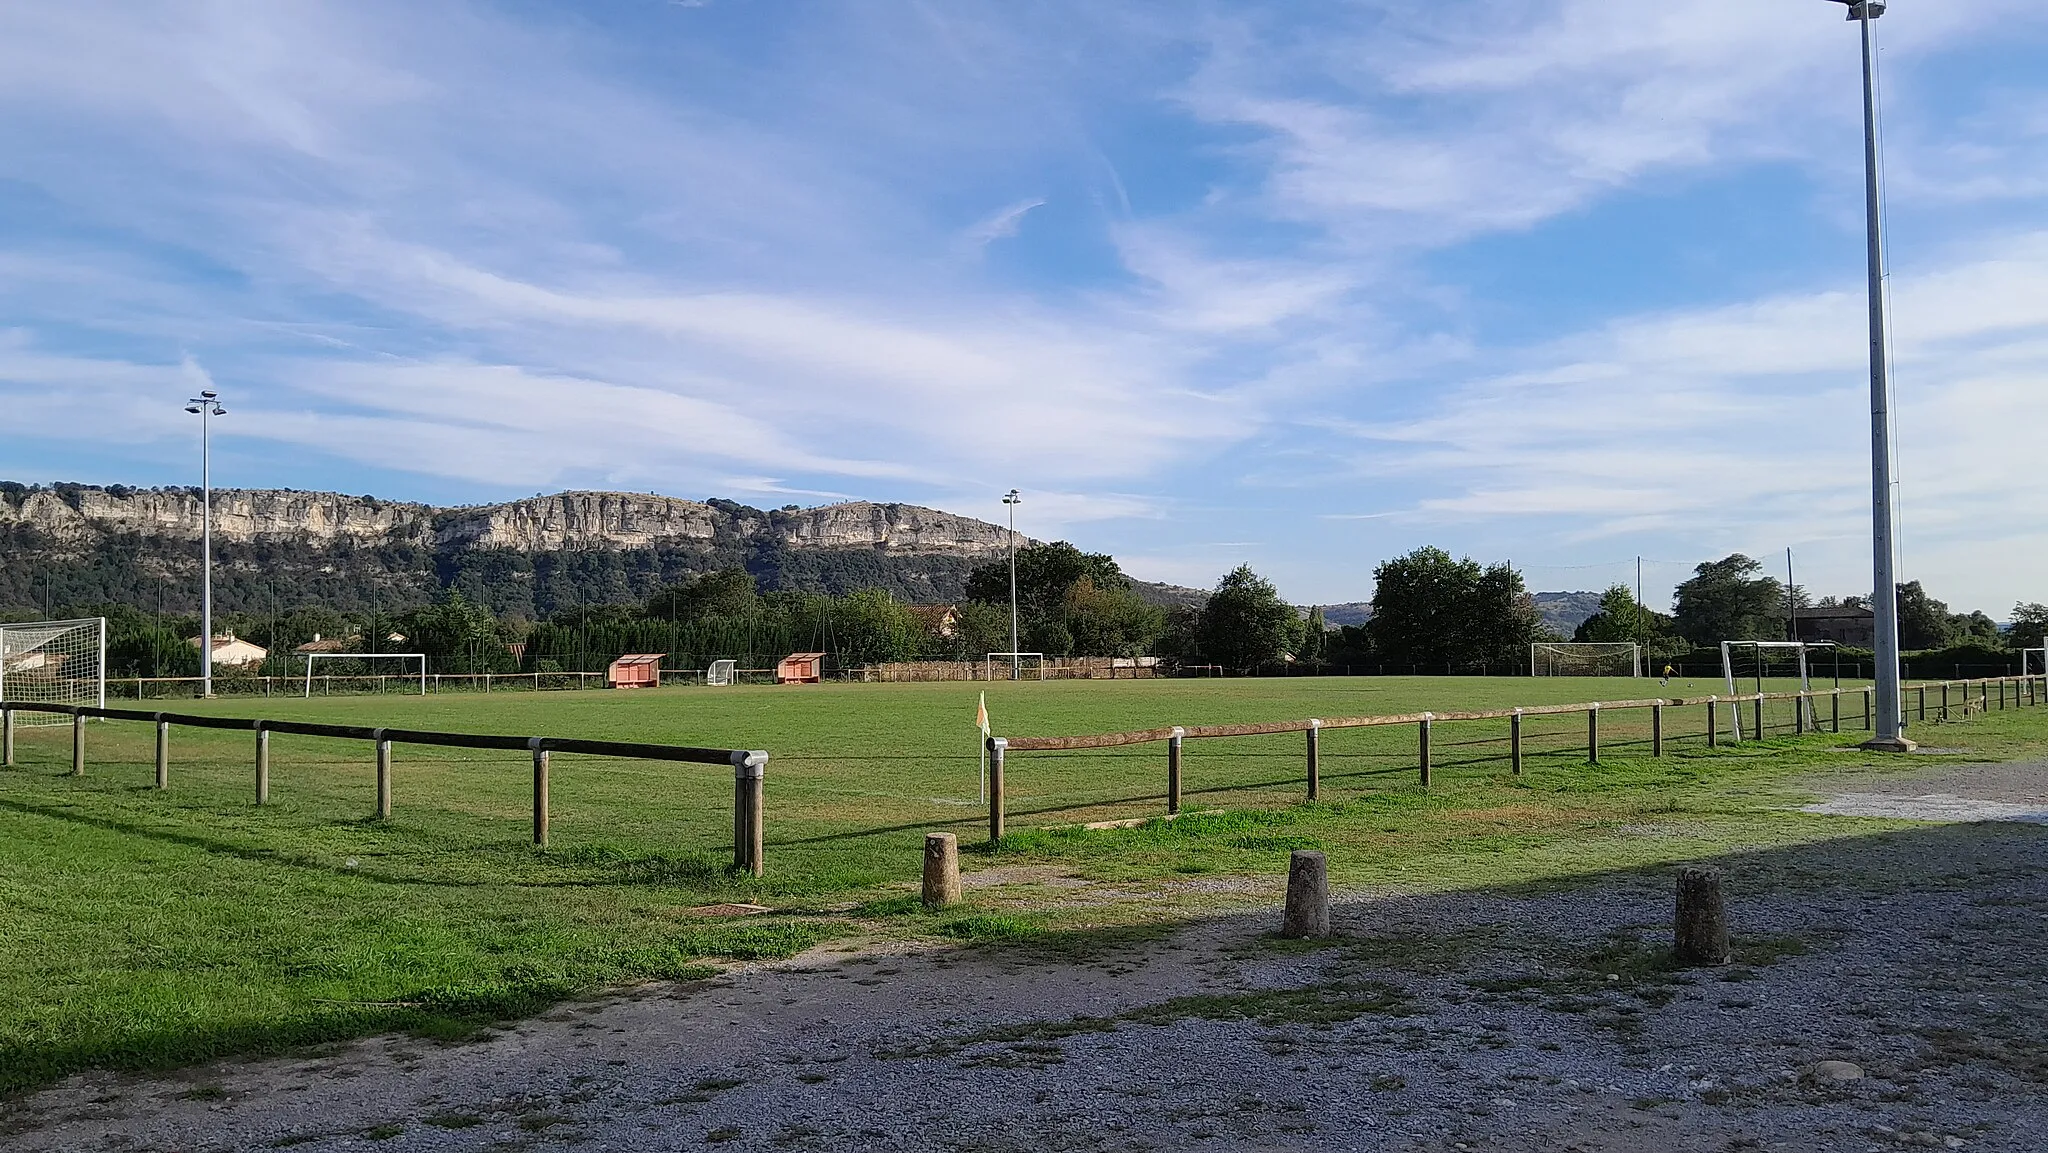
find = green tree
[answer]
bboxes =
[2008,603,2048,649]
[646,569,757,623]
[1197,565,1304,673]
[831,588,927,666]
[401,591,513,674]
[1893,581,1957,651]
[1299,606,1328,663]
[1672,555,1783,644]
[964,542,1157,658]
[1367,547,1538,673]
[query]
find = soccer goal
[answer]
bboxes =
[1720,640,1832,738]
[0,618,106,725]
[985,652,1047,681]
[706,659,738,687]
[2023,641,2047,679]
[303,653,427,697]
[1530,642,1641,677]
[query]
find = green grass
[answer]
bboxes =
[1,673,2040,1093]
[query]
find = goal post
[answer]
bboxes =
[1529,642,1641,677]
[1720,640,1833,739]
[0,618,106,725]
[706,659,738,687]
[303,653,428,698]
[984,652,1047,681]
[2023,641,2047,679]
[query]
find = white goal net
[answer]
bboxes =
[0,618,106,726]
[706,659,737,687]
[1530,642,1641,677]
[303,653,427,697]
[2023,644,2047,679]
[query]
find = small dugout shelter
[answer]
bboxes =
[776,652,826,685]
[607,653,666,689]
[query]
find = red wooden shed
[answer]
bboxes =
[776,652,826,685]
[607,653,665,689]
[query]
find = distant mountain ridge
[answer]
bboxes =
[0,483,1040,618]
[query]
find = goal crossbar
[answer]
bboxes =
[304,653,427,697]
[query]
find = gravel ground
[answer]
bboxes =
[6,764,2047,1153]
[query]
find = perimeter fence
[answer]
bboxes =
[980,675,2048,840]
[0,700,769,875]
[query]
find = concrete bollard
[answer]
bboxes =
[1674,867,1731,967]
[922,832,962,910]
[1281,850,1331,939]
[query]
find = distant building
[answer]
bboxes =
[1796,607,1874,648]
[190,633,268,668]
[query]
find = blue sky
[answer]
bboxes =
[3,1,2046,615]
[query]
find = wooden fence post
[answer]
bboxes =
[732,751,766,877]
[1167,727,1184,814]
[1752,694,1765,742]
[1917,686,1926,724]
[72,712,85,776]
[1510,709,1524,775]
[1864,687,1873,730]
[1305,720,1321,802]
[1981,681,1990,714]
[255,723,270,805]
[1707,697,1718,749]
[1586,704,1600,765]
[1652,702,1664,757]
[987,737,1006,844]
[922,832,961,910]
[1,707,13,768]
[154,716,169,789]
[1795,692,1808,735]
[1418,714,1433,787]
[1940,682,1950,722]
[1674,867,1731,967]
[1831,690,1841,734]
[374,730,392,819]
[1281,850,1331,939]
[530,738,549,848]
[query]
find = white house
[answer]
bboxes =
[189,632,268,669]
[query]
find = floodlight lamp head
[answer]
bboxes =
[1825,0,1884,19]
[1003,489,1021,504]
[185,404,201,414]
[201,389,217,399]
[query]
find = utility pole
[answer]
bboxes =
[1003,490,1022,681]
[1786,548,1799,643]
[184,390,227,698]
[1824,0,1912,751]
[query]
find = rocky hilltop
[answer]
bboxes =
[0,483,1035,617]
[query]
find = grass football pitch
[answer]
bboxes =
[12,671,2037,1092]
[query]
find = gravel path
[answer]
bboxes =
[6,764,2047,1153]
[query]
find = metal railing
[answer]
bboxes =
[0,700,768,876]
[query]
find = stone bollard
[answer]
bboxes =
[922,832,962,910]
[1673,867,1730,966]
[1281,850,1331,939]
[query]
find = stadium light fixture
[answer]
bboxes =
[1823,0,1910,751]
[186,391,228,698]
[1003,489,1022,682]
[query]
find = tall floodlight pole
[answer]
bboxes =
[1826,0,1911,750]
[1003,490,1022,681]
[185,390,227,698]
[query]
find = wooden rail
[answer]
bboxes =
[0,700,769,876]
[984,675,2048,843]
